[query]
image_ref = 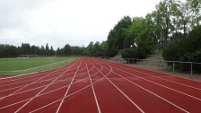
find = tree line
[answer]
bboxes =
[86,0,201,60]
[1,0,200,60]
[0,43,86,58]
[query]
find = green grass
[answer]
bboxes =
[0,57,79,76]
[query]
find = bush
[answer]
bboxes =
[121,47,149,63]
[106,48,117,57]
[163,25,201,72]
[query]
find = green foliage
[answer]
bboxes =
[122,46,151,59]
[107,16,132,49]
[57,44,86,56]
[0,44,18,58]
[105,48,117,57]
[0,42,86,58]
[86,41,117,57]
[63,44,72,56]
[71,46,85,56]
[163,25,201,72]
[121,17,155,61]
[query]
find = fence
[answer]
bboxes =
[109,57,201,81]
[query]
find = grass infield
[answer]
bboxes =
[0,57,79,76]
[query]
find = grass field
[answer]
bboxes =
[0,57,79,76]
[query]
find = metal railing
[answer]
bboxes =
[109,57,201,81]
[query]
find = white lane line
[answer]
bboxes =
[92,59,189,113]
[0,63,97,110]
[85,59,101,113]
[119,66,201,91]
[56,59,83,113]
[0,68,64,101]
[0,77,39,88]
[112,70,189,113]
[29,64,111,113]
[0,69,78,93]
[89,60,144,113]
[0,63,71,87]
[113,66,201,102]
[0,78,56,100]
[0,66,98,110]
[13,59,80,113]
[102,59,201,91]
[95,59,201,99]
[154,76,201,91]
[29,81,98,113]
[0,85,27,92]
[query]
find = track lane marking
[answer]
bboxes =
[88,59,145,113]
[0,63,75,87]
[13,59,81,113]
[56,59,83,113]
[29,64,111,113]
[112,70,189,113]
[0,64,100,110]
[130,68,201,91]
[95,59,201,100]
[85,59,101,113]
[111,64,201,102]
[100,59,201,91]
[0,67,89,98]
[0,68,64,101]
[92,59,189,113]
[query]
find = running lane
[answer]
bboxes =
[0,58,201,113]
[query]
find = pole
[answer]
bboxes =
[173,62,175,74]
[191,63,193,79]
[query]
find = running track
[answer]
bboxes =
[0,58,201,113]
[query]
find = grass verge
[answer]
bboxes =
[0,57,79,76]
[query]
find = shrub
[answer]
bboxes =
[121,47,148,63]
[106,48,117,57]
[163,25,201,72]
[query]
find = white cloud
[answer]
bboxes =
[0,0,161,49]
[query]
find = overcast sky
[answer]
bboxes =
[0,0,161,49]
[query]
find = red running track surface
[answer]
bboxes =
[0,58,201,113]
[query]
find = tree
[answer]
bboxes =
[20,43,31,55]
[93,41,103,56]
[122,17,155,59]
[100,41,108,56]
[186,0,201,27]
[40,45,45,55]
[63,44,71,56]
[163,25,201,72]
[50,46,55,56]
[45,43,49,55]
[179,2,191,36]
[86,42,94,56]
[56,48,62,56]
[71,46,86,56]
[0,44,18,58]
[31,45,40,55]
[107,16,132,49]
